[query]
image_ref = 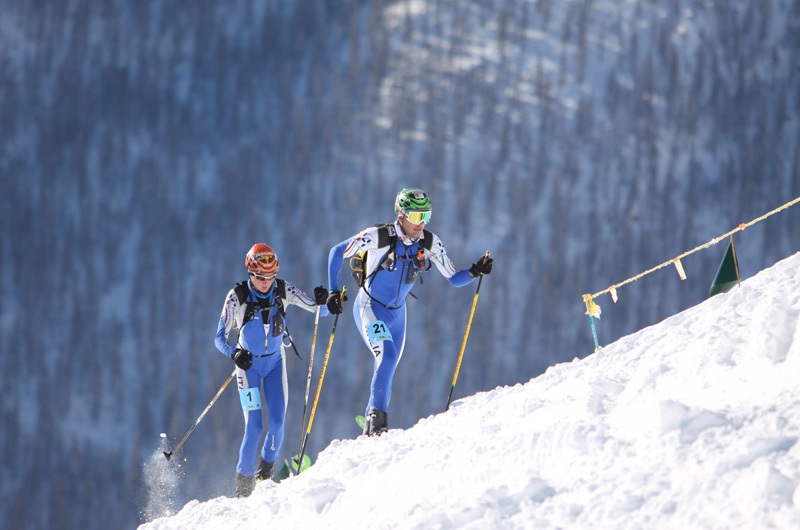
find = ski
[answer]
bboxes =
[273,453,311,483]
[292,453,312,473]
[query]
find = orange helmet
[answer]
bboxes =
[245,243,280,278]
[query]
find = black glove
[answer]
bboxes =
[326,290,348,314]
[231,348,253,370]
[469,255,493,277]
[314,286,329,305]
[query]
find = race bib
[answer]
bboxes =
[239,387,262,411]
[366,320,393,345]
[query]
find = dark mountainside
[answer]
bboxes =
[1,1,797,528]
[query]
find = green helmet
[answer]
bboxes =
[395,188,432,215]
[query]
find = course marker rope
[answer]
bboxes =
[582,195,800,347]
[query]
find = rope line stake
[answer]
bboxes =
[582,293,602,351]
[590,316,601,352]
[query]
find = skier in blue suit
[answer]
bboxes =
[216,243,328,498]
[326,188,493,436]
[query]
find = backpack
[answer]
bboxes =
[233,278,286,337]
[350,223,433,288]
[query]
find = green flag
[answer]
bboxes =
[709,240,740,297]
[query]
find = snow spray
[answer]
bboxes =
[140,433,186,522]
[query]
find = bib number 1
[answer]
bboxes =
[239,387,262,411]
[366,320,393,345]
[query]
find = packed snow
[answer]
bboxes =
[139,253,800,529]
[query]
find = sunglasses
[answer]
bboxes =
[249,271,276,282]
[405,210,431,225]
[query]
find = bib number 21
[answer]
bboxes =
[366,320,393,345]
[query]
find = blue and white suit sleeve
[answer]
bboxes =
[215,289,239,359]
[283,282,330,317]
[327,239,348,293]
[427,232,476,288]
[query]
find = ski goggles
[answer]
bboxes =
[252,252,277,265]
[404,210,431,225]
[249,271,276,282]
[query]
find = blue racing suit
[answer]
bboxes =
[215,279,326,477]
[328,220,475,417]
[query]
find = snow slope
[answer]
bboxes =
[139,253,800,529]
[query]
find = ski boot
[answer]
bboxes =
[256,458,274,483]
[363,408,388,437]
[235,473,255,498]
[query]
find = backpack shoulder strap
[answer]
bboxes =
[377,224,397,248]
[233,281,249,305]
[421,229,433,250]
[274,279,286,315]
[233,281,256,327]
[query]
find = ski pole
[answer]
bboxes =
[296,305,321,460]
[446,251,489,411]
[164,369,236,460]
[296,287,346,473]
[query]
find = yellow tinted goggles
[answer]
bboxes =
[253,252,276,264]
[405,210,431,225]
